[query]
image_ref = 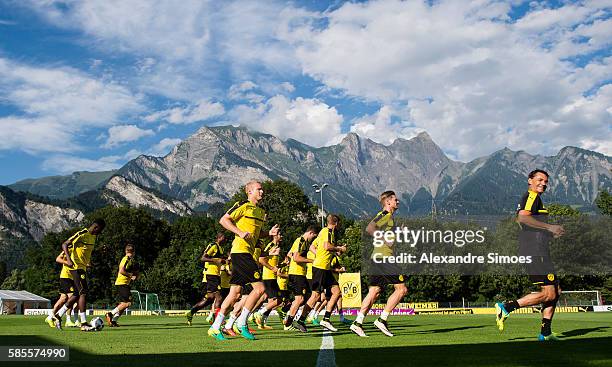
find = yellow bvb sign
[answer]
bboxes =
[339,272,362,308]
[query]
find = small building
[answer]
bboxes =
[0,290,51,315]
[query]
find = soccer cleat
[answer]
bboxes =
[254,312,264,328]
[276,307,287,321]
[185,311,193,326]
[65,319,76,328]
[283,324,297,331]
[538,333,560,342]
[311,318,320,326]
[340,317,353,325]
[350,322,369,337]
[74,320,81,328]
[222,327,237,337]
[319,320,338,332]
[239,325,256,340]
[45,316,55,328]
[105,312,113,326]
[232,323,240,334]
[52,316,62,330]
[208,328,227,341]
[80,322,94,332]
[306,316,314,324]
[248,313,254,323]
[495,302,509,332]
[373,318,393,337]
[205,313,214,324]
[294,322,308,333]
[258,322,273,330]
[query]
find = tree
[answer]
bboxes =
[595,190,612,216]
[547,203,582,216]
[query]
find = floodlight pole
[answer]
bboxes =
[312,183,329,228]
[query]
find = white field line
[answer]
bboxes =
[316,330,336,367]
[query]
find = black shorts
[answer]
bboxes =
[201,282,208,294]
[230,253,261,286]
[526,256,558,286]
[307,278,313,290]
[206,275,222,293]
[311,267,338,293]
[368,260,405,287]
[288,274,310,297]
[69,269,88,296]
[117,285,132,303]
[278,290,290,303]
[263,279,280,299]
[241,283,254,295]
[220,287,230,300]
[59,278,75,295]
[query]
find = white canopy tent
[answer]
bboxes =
[0,290,51,315]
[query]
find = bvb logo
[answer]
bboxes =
[342,281,358,299]
[254,271,261,280]
[547,274,555,281]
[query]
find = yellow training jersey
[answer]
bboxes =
[262,241,280,280]
[203,242,224,276]
[220,264,231,288]
[371,210,394,259]
[306,246,316,280]
[227,201,267,255]
[253,239,265,262]
[67,228,97,270]
[115,255,134,286]
[312,227,337,270]
[277,264,289,291]
[330,255,342,281]
[58,252,73,279]
[202,263,208,283]
[288,236,309,276]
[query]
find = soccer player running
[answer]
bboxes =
[106,244,138,327]
[61,219,106,331]
[284,226,318,331]
[208,181,280,341]
[45,252,77,329]
[351,191,407,337]
[186,233,227,326]
[254,234,283,329]
[496,169,565,341]
[298,214,346,333]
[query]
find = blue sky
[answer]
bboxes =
[0,0,610,185]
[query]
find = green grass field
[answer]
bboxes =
[1,313,611,366]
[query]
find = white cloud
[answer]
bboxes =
[279,0,612,159]
[144,99,225,124]
[149,138,182,156]
[227,95,343,147]
[42,155,123,174]
[0,57,143,153]
[103,125,154,148]
[350,106,422,145]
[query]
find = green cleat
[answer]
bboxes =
[340,317,353,325]
[538,333,560,342]
[495,302,509,332]
[65,319,76,328]
[239,325,256,340]
[208,328,227,341]
[311,318,320,326]
[185,311,193,326]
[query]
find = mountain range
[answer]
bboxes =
[6,125,611,222]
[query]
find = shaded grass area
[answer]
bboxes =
[1,313,611,366]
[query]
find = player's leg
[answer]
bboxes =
[538,284,561,341]
[319,281,341,332]
[209,284,241,340]
[235,281,265,339]
[351,285,381,337]
[374,281,407,337]
[107,285,132,327]
[46,293,67,328]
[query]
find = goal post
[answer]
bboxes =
[557,290,602,307]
